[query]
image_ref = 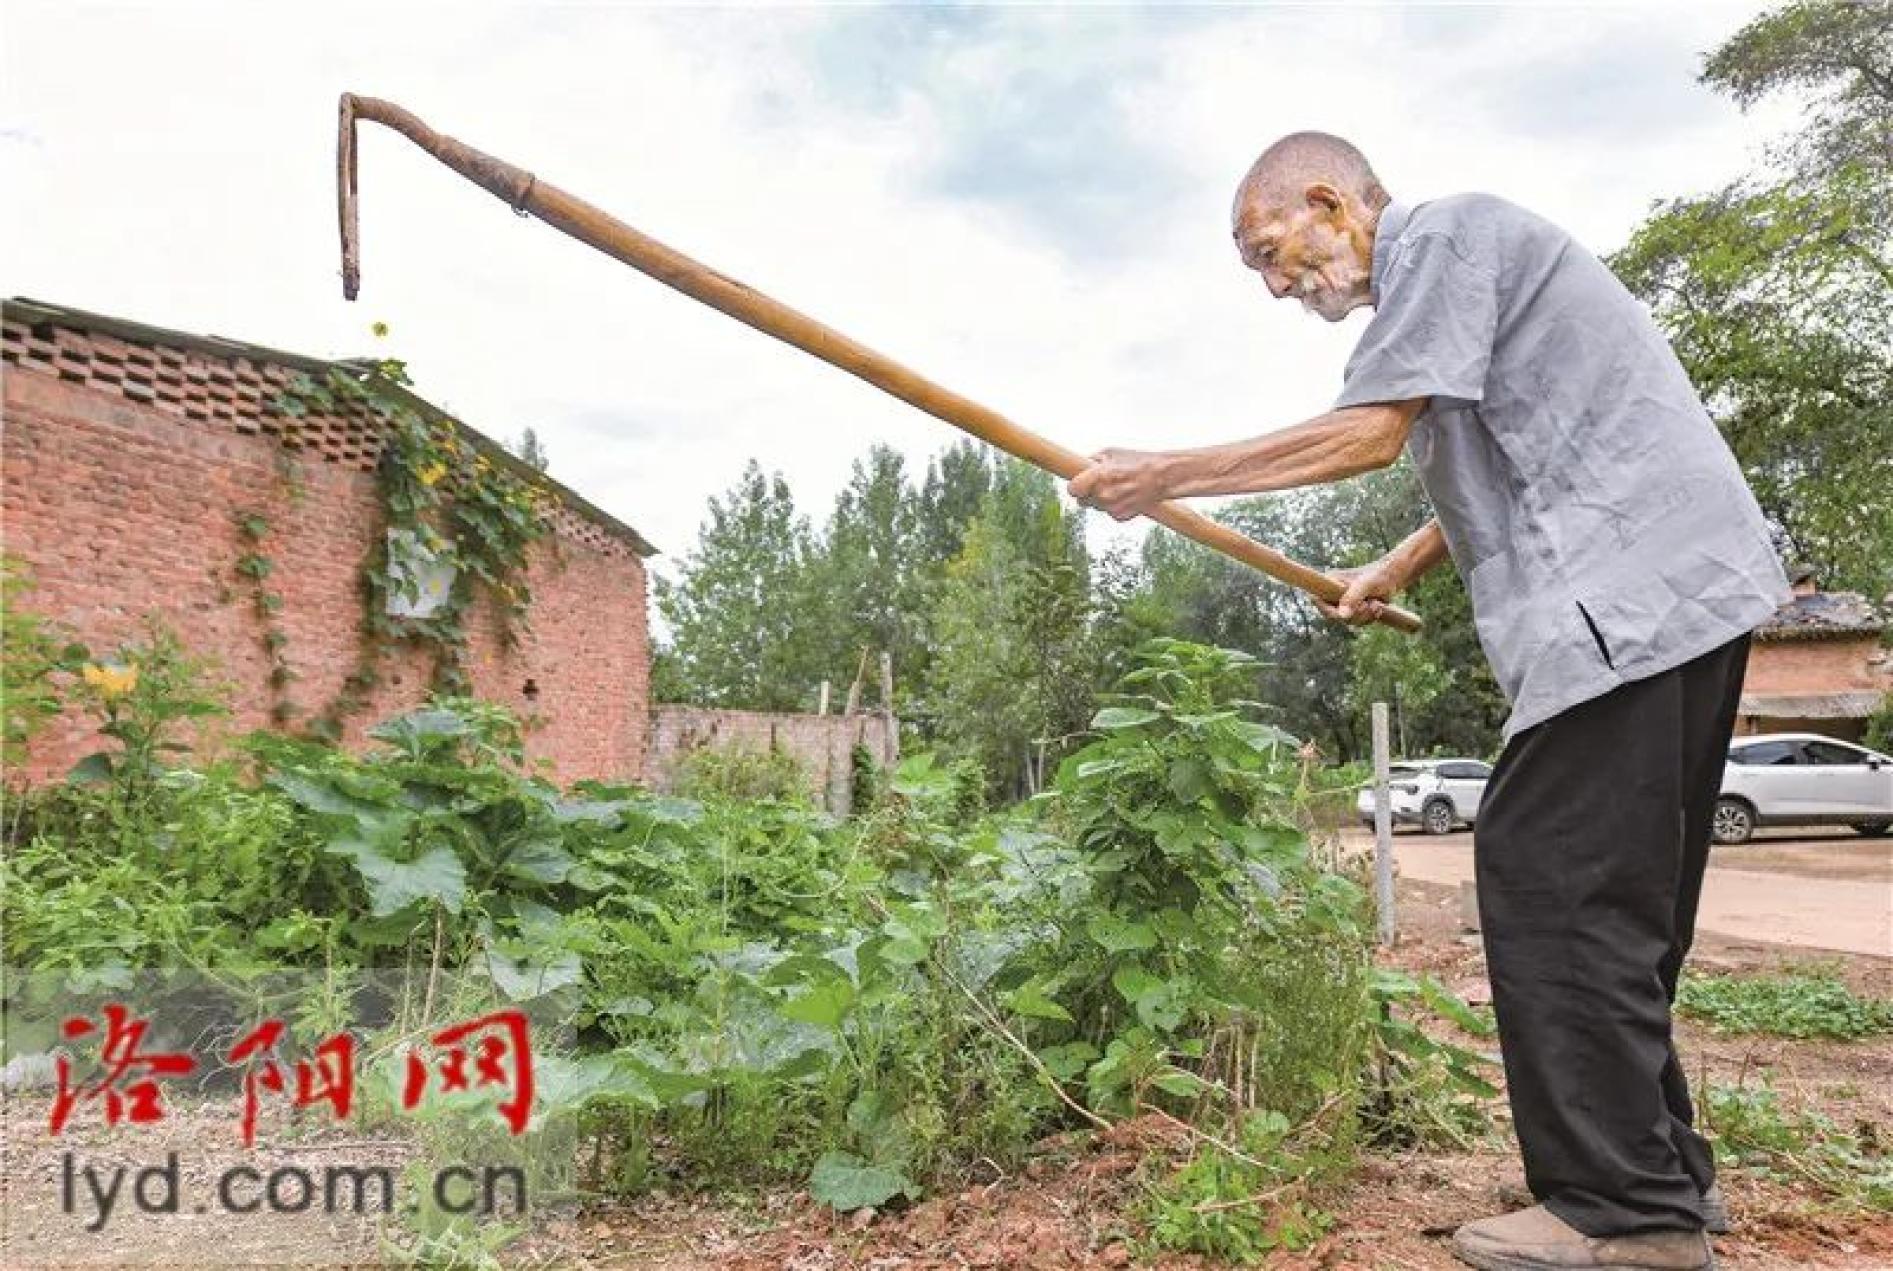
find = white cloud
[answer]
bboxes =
[3,1,1789,594]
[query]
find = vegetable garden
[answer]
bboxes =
[3,629,1493,1265]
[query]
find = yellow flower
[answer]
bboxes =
[82,663,139,700]
[417,462,448,487]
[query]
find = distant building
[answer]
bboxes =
[2,298,656,783]
[1737,566,1891,742]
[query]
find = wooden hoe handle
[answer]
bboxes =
[336,94,1421,635]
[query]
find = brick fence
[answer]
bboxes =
[646,705,899,814]
[3,300,654,785]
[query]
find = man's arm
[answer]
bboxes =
[1067,398,1426,520]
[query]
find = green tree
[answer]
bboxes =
[656,461,821,710]
[915,439,995,570]
[1610,0,1892,597]
[924,462,1095,798]
[806,446,929,708]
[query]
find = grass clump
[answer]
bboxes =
[1677,967,1893,1040]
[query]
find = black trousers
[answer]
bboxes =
[1473,632,1752,1236]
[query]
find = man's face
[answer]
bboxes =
[1232,185,1375,323]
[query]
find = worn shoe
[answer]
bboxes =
[1497,1180,1728,1235]
[1451,1204,1714,1270]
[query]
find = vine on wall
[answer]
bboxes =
[237,349,554,742]
[230,508,297,726]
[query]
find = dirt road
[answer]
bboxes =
[1343,827,1893,958]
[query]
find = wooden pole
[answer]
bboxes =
[1371,701,1396,949]
[337,94,1421,635]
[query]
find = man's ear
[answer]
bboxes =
[1304,182,1346,220]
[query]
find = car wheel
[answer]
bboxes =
[1853,821,1892,838]
[1422,798,1455,836]
[1711,798,1754,846]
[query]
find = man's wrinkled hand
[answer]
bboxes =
[1313,559,1404,626]
[1066,449,1175,522]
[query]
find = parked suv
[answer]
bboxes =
[1713,733,1893,845]
[1356,758,1492,835]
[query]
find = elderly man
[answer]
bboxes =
[1069,132,1789,1271]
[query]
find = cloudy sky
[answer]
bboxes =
[4,2,1790,585]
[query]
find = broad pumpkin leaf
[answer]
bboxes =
[781,978,855,1029]
[503,837,576,885]
[326,838,465,916]
[483,947,582,1000]
[809,1151,914,1212]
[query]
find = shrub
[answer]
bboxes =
[674,742,809,804]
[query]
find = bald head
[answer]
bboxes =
[1233,132,1387,220]
[1229,132,1388,323]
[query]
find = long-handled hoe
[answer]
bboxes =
[335,94,1421,634]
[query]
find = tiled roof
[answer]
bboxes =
[2,297,656,558]
[1755,590,1885,642]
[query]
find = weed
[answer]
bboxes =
[1678,967,1893,1040]
[1704,1079,1892,1210]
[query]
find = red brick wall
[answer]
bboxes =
[1742,637,1888,698]
[1734,636,1890,741]
[3,366,650,785]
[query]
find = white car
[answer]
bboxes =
[1713,733,1893,845]
[1356,758,1493,835]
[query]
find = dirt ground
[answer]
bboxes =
[4,865,1889,1270]
[1358,827,1893,958]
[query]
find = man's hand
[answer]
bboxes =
[1314,556,1407,626]
[1066,449,1177,522]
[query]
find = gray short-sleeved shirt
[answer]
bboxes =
[1336,194,1790,739]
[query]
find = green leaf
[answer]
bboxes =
[1091,706,1161,730]
[1111,962,1163,1004]
[503,837,576,885]
[1036,1040,1101,1081]
[270,770,406,839]
[1419,976,1497,1038]
[1150,1067,1208,1098]
[483,947,582,1000]
[808,1152,914,1212]
[66,753,114,784]
[1003,977,1073,1023]
[531,1053,659,1114]
[781,978,855,1029]
[326,838,466,916]
[1166,758,1213,803]
[1086,912,1157,954]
